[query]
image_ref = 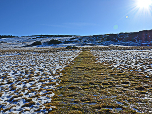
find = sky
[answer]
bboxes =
[0,0,152,36]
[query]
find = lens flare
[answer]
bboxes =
[113,25,118,29]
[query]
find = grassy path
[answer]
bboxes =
[49,51,150,114]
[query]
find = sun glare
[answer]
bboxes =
[137,0,152,8]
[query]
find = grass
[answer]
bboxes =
[51,49,152,113]
[1,47,151,113]
[51,51,145,113]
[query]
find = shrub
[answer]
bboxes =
[66,46,78,49]
[31,41,42,46]
[64,40,78,44]
[0,41,7,43]
[48,39,62,45]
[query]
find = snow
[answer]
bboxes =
[0,48,81,113]
[91,49,152,74]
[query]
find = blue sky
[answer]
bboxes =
[0,0,152,36]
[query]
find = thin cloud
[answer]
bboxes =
[40,22,97,29]
[40,24,72,28]
[63,22,97,27]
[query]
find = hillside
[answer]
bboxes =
[0,29,152,48]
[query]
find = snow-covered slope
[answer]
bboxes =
[0,36,73,48]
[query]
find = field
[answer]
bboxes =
[0,46,152,113]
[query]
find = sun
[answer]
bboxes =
[137,0,152,8]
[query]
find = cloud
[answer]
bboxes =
[63,22,97,27]
[40,24,71,28]
[40,22,97,28]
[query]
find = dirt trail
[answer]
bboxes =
[50,51,151,114]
